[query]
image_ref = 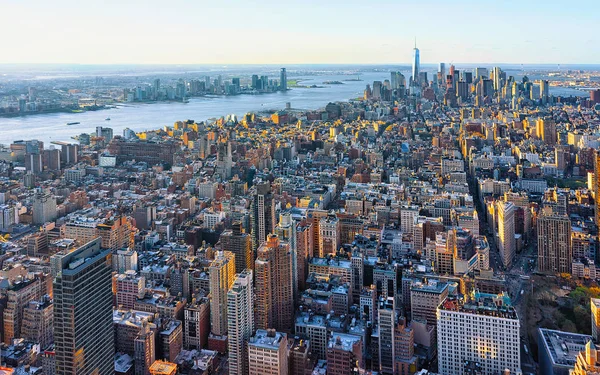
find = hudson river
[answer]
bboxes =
[0,70,586,145]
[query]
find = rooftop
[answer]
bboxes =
[539,328,592,368]
[249,329,286,350]
[439,292,518,320]
[328,333,361,352]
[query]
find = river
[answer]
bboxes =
[0,70,587,145]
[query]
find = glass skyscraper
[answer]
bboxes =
[412,44,420,86]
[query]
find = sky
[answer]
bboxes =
[1,0,599,65]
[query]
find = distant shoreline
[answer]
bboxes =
[0,105,111,118]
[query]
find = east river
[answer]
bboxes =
[0,70,587,145]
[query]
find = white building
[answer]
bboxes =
[227,270,254,375]
[437,293,521,375]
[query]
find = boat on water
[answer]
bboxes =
[66,122,80,126]
[105,117,111,121]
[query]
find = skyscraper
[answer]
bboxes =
[537,213,572,274]
[209,251,236,336]
[540,79,550,104]
[378,299,396,374]
[251,182,276,252]
[280,68,287,91]
[254,234,293,332]
[53,238,114,375]
[33,189,57,225]
[227,270,254,375]
[492,66,503,92]
[496,201,516,268]
[595,150,600,226]
[412,41,420,87]
[220,221,253,274]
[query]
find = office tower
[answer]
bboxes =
[33,189,57,225]
[42,149,61,170]
[437,293,521,375]
[536,117,557,145]
[275,212,298,299]
[53,238,114,375]
[591,89,600,104]
[540,79,550,104]
[251,182,276,252]
[411,281,449,326]
[21,296,54,349]
[3,277,43,344]
[295,220,313,292]
[280,68,287,91]
[481,78,494,97]
[248,329,288,375]
[254,234,293,332]
[115,271,146,309]
[318,213,340,257]
[474,67,488,80]
[492,66,503,92]
[463,71,473,84]
[412,41,420,86]
[595,151,600,227]
[227,270,254,375]
[134,322,155,375]
[209,251,236,336]
[592,298,600,342]
[496,201,516,268]
[378,299,396,374]
[184,297,210,350]
[215,140,233,180]
[537,213,572,274]
[372,81,383,100]
[25,152,43,173]
[438,63,445,84]
[220,221,252,273]
[326,333,363,375]
[456,81,469,100]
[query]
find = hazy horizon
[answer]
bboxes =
[2,0,599,65]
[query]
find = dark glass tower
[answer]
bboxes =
[53,238,114,375]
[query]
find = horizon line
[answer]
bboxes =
[1,62,600,67]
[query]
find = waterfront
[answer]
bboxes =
[0,69,588,145]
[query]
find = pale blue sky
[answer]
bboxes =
[1,0,598,64]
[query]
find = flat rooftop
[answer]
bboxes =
[328,333,361,352]
[539,328,592,368]
[249,329,286,350]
